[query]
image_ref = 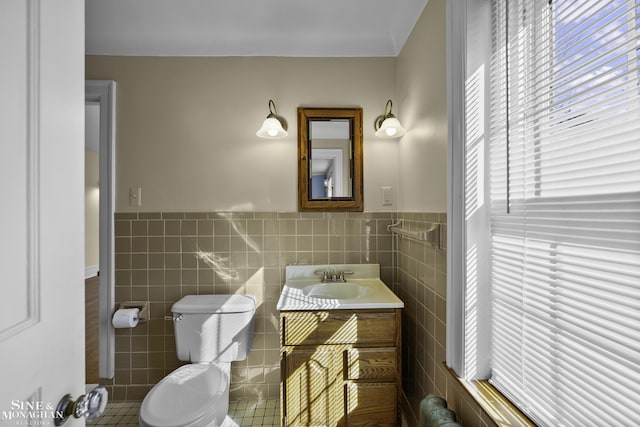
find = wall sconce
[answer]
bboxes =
[374,99,406,138]
[256,99,288,139]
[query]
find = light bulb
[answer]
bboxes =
[257,116,288,139]
[375,117,405,138]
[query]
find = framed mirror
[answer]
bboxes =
[298,107,363,212]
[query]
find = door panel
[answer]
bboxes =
[0,0,85,423]
[0,0,36,343]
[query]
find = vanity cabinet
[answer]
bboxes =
[280,309,401,427]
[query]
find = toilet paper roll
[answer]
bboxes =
[112,308,140,328]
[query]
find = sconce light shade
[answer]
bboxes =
[374,99,405,138]
[257,100,288,139]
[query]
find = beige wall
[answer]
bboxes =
[396,0,448,212]
[85,149,100,269]
[86,56,399,212]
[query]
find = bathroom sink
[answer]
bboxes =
[301,282,369,300]
[277,264,404,311]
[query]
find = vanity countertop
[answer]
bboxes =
[276,264,404,311]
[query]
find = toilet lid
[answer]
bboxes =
[140,364,228,427]
[172,294,255,314]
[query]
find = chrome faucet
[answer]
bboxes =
[315,269,354,283]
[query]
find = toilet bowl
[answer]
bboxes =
[139,295,255,427]
[139,363,229,427]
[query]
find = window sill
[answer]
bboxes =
[445,366,537,427]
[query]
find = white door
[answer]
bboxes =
[0,0,86,425]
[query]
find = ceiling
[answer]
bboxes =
[311,120,350,140]
[85,0,428,57]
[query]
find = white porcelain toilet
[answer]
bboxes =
[139,294,256,427]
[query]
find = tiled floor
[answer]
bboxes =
[89,401,139,426]
[228,400,279,426]
[89,399,280,426]
[91,399,407,426]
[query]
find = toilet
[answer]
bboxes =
[139,294,256,427]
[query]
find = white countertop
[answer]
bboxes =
[276,264,404,311]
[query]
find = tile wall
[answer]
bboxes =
[104,209,494,427]
[103,211,396,402]
[395,212,496,427]
[394,212,446,420]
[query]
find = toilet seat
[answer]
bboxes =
[139,363,230,427]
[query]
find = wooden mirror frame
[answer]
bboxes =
[298,107,364,212]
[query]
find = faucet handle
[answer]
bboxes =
[314,270,330,282]
[338,271,354,282]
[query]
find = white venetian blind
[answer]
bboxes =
[488,0,640,426]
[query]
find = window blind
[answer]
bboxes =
[488,1,640,426]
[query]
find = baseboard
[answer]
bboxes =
[85,265,99,279]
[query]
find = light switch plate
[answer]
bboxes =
[382,186,392,206]
[129,187,141,207]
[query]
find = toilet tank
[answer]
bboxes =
[171,294,256,363]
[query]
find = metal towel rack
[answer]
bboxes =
[387,219,441,249]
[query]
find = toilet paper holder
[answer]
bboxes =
[118,301,149,322]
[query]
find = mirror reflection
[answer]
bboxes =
[309,119,352,199]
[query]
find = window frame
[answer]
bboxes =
[448,0,640,425]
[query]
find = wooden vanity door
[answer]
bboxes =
[283,348,343,427]
[344,383,397,427]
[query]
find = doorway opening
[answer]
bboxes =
[85,80,116,381]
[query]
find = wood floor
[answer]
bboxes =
[85,275,100,384]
